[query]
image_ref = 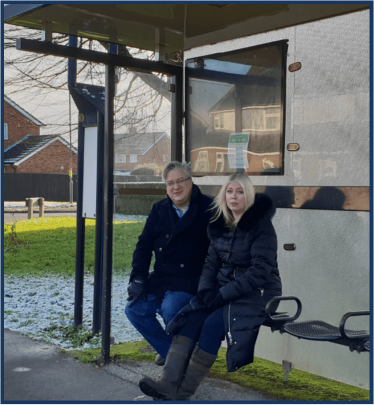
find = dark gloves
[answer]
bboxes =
[198,289,225,310]
[207,292,225,310]
[189,295,206,310]
[198,289,217,307]
[127,277,147,307]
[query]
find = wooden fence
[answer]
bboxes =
[4,173,78,202]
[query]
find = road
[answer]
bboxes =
[4,211,76,223]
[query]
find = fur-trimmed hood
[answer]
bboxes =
[209,193,275,233]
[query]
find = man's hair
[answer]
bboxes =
[211,173,255,227]
[162,161,192,183]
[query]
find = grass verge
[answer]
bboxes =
[4,217,146,277]
[67,340,370,401]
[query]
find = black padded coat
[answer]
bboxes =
[167,193,282,372]
[130,184,213,298]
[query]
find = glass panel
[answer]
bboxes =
[113,69,172,343]
[186,40,287,176]
[113,69,171,210]
[114,70,171,179]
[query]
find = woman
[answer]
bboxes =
[139,173,282,401]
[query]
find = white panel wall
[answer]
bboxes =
[256,209,370,388]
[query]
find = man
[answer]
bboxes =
[125,162,212,365]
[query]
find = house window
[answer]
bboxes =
[214,112,226,130]
[213,111,234,131]
[242,107,281,132]
[116,154,126,163]
[214,114,220,129]
[163,155,166,161]
[130,155,137,163]
[4,123,8,140]
[265,107,281,130]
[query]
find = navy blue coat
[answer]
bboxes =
[130,184,213,298]
[167,193,282,372]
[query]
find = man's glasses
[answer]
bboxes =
[166,178,191,188]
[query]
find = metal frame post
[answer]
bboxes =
[68,35,85,328]
[171,74,183,162]
[92,112,105,335]
[74,119,86,327]
[101,44,117,363]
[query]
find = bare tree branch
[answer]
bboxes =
[4,24,172,145]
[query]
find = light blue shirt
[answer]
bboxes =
[173,203,189,218]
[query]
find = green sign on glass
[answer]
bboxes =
[229,133,249,144]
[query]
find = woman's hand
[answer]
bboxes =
[198,289,217,307]
[207,292,225,310]
[189,295,206,310]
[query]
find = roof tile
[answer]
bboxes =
[4,135,58,164]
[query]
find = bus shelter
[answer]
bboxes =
[3,3,371,387]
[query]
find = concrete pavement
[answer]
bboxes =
[3,329,278,403]
[4,329,141,402]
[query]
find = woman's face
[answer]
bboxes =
[225,182,246,219]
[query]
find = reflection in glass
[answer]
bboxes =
[186,41,287,176]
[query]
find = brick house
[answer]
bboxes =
[3,96,78,174]
[114,131,171,171]
[4,134,78,174]
[4,95,43,150]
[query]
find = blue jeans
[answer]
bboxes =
[125,291,193,360]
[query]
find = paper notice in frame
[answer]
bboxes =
[227,132,250,169]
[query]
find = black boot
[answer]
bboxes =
[176,345,217,401]
[139,335,195,400]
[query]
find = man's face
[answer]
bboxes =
[165,169,193,209]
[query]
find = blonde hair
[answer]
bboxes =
[211,173,255,227]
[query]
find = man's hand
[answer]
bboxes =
[127,277,147,307]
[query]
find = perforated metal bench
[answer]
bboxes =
[264,296,370,353]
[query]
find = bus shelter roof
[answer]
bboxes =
[4,3,369,57]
